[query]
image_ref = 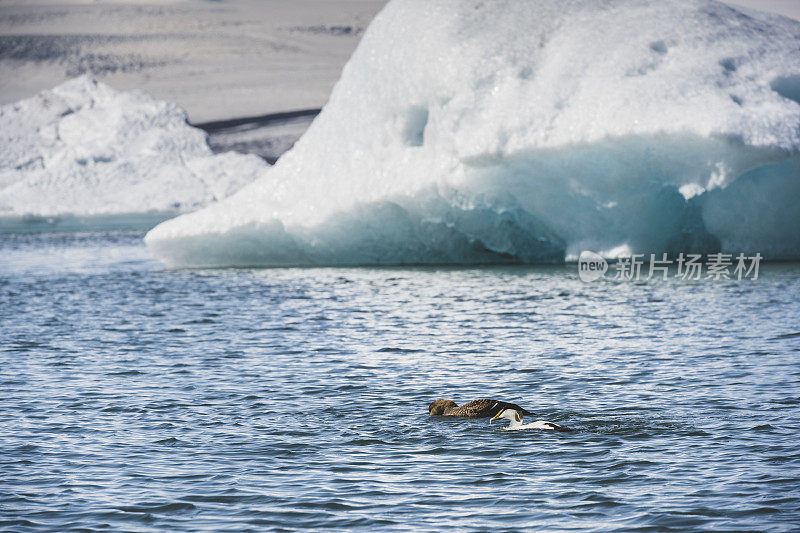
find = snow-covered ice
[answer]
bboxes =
[145,0,800,266]
[0,76,268,227]
[723,0,800,21]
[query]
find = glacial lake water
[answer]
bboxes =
[1,231,799,531]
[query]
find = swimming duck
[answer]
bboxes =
[490,408,571,431]
[428,398,533,418]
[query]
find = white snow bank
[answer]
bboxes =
[0,77,267,227]
[146,0,800,266]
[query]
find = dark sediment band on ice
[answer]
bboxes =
[192,109,320,163]
[191,108,321,133]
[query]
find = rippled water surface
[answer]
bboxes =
[1,232,799,531]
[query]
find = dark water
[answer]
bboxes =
[1,232,799,531]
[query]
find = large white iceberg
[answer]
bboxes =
[146,0,800,266]
[0,77,267,229]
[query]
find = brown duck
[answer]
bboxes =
[428,398,533,418]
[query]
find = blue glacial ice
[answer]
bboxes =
[145,0,800,266]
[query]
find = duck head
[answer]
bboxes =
[428,399,457,415]
[490,408,523,424]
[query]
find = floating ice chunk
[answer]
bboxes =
[146,0,800,266]
[0,77,268,226]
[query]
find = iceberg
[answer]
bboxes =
[0,77,267,231]
[146,0,800,266]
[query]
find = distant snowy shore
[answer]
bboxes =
[0,0,387,123]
